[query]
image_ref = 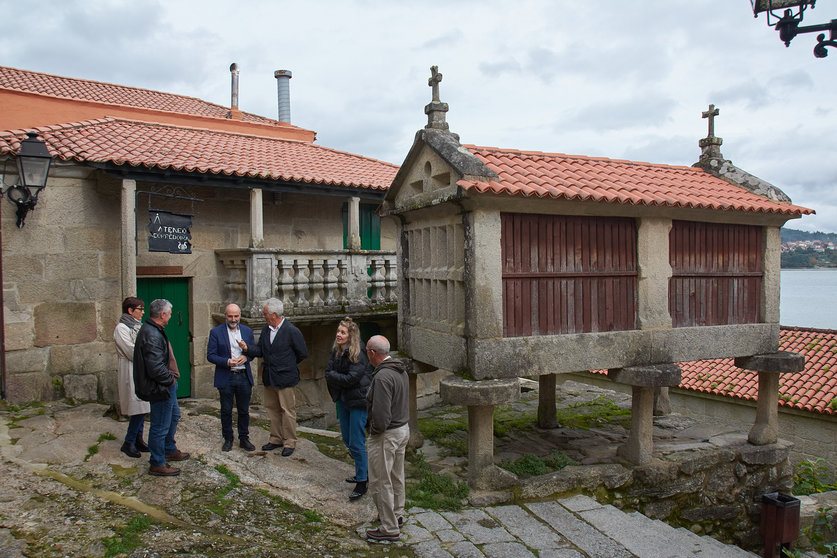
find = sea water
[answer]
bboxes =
[780,269,837,330]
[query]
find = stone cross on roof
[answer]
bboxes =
[702,104,720,138]
[425,65,450,131]
[429,65,443,102]
[698,103,723,162]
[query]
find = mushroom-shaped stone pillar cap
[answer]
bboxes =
[440,377,519,407]
[608,364,682,387]
[734,351,805,374]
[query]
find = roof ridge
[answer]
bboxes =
[780,325,837,334]
[0,65,299,129]
[463,143,699,171]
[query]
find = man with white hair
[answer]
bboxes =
[238,298,308,457]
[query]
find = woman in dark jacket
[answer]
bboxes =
[325,317,373,501]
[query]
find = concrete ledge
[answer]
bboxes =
[734,351,805,374]
[440,377,519,406]
[608,364,681,387]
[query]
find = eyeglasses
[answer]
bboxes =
[366,348,375,354]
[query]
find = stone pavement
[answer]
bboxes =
[2,389,824,557]
[389,495,759,557]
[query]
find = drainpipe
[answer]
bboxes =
[274,69,292,123]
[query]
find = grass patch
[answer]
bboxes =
[793,458,837,495]
[494,407,537,437]
[406,451,469,511]
[298,431,353,465]
[98,433,116,442]
[554,395,631,429]
[499,450,578,478]
[102,514,153,557]
[84,444,99,462]
[208,464,242,514]
[417,410,469,457]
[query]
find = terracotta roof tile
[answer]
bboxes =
[460,145,812,216]
[589,326,837,415]
[0,118,398,190]
[0,65,280,126]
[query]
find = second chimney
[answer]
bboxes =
[274,69,292,123]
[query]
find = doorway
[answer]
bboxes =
[136,277,191,397]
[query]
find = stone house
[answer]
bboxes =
[383,69,814,487]
[0,65,399,421]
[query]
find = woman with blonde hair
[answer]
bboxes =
[325,317,373,501]
[113,296,150,458]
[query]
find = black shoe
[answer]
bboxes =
[281,447,294,457]
[120,442,140,458]
[134,439,150,452]
[349,481,367,501]
[345,476,359,483]
[240,438,255,451]
[222,439,233,452]
[262,442,283,451]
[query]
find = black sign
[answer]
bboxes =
[148,211,192,254]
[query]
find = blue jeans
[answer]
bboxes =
[337,401,368,482]
[124,413,146,444]
[218,372,252,440]
[148,382,180,466]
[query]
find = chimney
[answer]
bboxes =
[229,63,242,120]
[274,69,292,123]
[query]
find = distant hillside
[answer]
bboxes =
[781,227,837,243]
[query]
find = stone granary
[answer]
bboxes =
[381,68,813,488]
[0,65,398,417]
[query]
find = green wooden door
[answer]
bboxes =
[342,203,381,250]
[136,278,191,398]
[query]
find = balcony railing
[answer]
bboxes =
[216,248,397,319]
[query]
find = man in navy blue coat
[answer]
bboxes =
[238,297,308,457]
[207,303,256,452]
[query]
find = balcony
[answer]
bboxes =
[216,248,397,321]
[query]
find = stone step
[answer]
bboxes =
[553,494,757,557]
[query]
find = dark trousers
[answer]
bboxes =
[218,372,252,441]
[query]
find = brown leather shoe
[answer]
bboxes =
[149,463,180,476]
[165,450,190,462]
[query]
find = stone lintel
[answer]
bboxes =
[734,351,805,374]
[607,364,681,387]
[440,377,519,407]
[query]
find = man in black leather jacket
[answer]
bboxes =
[133,298,189,476]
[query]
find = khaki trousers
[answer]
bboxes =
[263,386,297,448]
[367,424,409,535]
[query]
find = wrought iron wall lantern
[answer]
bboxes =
[5,132,53,228]
[751,0,837,57]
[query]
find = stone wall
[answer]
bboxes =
[519,435,794,550]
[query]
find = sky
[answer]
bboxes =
[2,0,836,232]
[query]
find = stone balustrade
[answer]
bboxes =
[216,248,397,319]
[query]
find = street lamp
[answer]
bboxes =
[5,132,52,228]
[751,0,837,57]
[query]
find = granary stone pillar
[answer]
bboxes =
[408,361,437,449]
[734,351,805,445]
[761,226,782,324]
[347,196,361,251]
[249,188,264,249]
[636,218,673,330]
[440,376,519,489]
[538,374,558,428]
[608,364,681,465]
[120,178,137,298]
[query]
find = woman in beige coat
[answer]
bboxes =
[113,296,151,458]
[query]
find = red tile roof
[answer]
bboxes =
[461,145,812,216]
[590,326,837,415]
[0,65,278,126]
[0,118,398,190]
